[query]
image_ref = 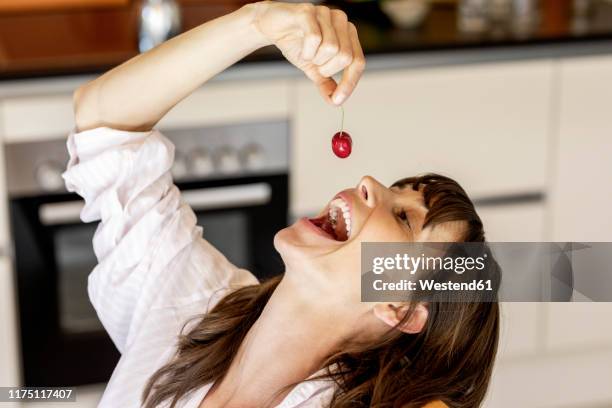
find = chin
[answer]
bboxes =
[273,220,335,265]
[273,227,292,255]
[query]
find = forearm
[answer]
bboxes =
[74,4,269,132]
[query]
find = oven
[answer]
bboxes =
[6,121,289,387]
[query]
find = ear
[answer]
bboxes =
[373,302,429,334]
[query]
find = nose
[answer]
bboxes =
[357,176,386,208]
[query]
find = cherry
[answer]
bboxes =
[332,131,352,159]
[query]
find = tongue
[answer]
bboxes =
[309,213,348,241]
[309,215,339,240]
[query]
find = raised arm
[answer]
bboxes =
[74,1,365,132]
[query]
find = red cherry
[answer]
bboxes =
[332,131,352,159]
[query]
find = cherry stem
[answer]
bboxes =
[339,105,345,135]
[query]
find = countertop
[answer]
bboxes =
[1,0,612,80]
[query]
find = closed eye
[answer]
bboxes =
[396,209,412,230]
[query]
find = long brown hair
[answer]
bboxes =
[142,174,500,408]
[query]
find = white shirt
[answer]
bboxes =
[62,127,336,408]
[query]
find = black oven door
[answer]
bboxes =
[10,174,287,387]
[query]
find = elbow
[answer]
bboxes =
[73,81,100,132]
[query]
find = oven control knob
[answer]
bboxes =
[215,146,241,174]
[240,143,265,170]
[35,161,65,191]
[189,148,214,177]
[172,151,189,180]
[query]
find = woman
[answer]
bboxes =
[64,2,499,407]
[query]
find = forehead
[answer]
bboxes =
[390,184,426,209]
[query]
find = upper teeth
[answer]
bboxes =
[328,198,351,237]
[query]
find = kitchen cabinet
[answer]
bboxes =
[496,302,542,360]
[485,348,612,408]
[476,203,545,242]
[545,303,612,351]
[544,55,612,352]
[0,257,20,392]
[476,203,545,360]
[550,55,612,242]
[292,60,553,216]
[0,128,20,407]
[0,94,75,143]
[0,140,9,253]
[0,78,292,143]
[159,79,291,130]
[0,135,19,403]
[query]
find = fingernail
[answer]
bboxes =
[333,92,345,105]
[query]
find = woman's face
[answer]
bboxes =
[274,176,466,302]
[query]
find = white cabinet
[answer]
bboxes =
[160,78,291,130]
[545,56,612,352]
[496,302,541,359]
[0,139,20,396]
[550,55,612,242]
[476,204,546,360]
[0,94,75,143]
[476,203,545,242]
[0,257,20,390]
[485,348,612,408]
[0,78,292,143]
[545,303,612,351]
[292,60,553,216]
[0,141,9,253]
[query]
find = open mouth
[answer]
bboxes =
[308,197,351,241]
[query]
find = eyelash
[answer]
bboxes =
[396,209,412,229]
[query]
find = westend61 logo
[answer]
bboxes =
[372,253,488,275]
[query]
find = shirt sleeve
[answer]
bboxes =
[62,127,258,354]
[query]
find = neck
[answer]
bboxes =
[201,272,368,408]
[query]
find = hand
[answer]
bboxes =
[251,2,366,105]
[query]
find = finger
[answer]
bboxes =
[302,64,338,105]
[332,22,366,105]
[297,4,322,61]
[317,77,339,105]
[312,6,339,66]
[318,9,353,78]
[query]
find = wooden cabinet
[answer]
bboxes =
[291,60,553,216]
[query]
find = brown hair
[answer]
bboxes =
[142,173,500,408]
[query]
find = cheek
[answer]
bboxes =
[356,214,408,243]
